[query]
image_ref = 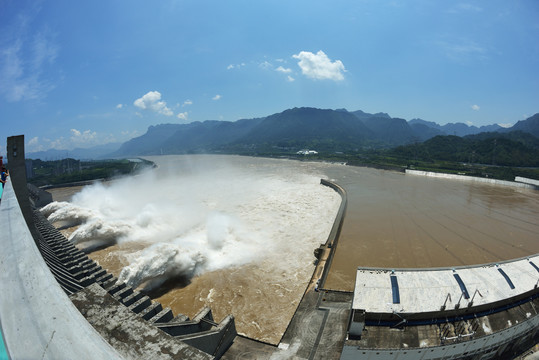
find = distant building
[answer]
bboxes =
[297,149,318,155]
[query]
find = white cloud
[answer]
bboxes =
[292,50,346,81]
[0,19,59,102]
[287,75,295,82]
[134,91,173,116]
[227,63,246,70]
[26,136,44,152]
[212,94,221,100]
[183,99,193,106]
[70,128,98,145]
[471,104,480,111]
[177,112,188,120]
[116,103,123,109]
[276,66,292,73]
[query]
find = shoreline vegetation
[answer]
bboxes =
[27,152,539,191]
[27,158,155,188]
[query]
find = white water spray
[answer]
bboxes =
[42,156,341,291]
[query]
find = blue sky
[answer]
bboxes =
[1,0,538,153]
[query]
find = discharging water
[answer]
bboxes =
[43,155,539,344]
[44,155,342,344]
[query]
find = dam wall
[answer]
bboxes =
[516,176,539,188]
[406,169,538,189]
[318,179,348,288]
[0,179,125,359]
[0,136,236,359]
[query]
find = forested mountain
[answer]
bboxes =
[391,131,539,167]
[114,118,264,156]
[233,107,375,150]
[108,108,539,159]
[505,113,539,138]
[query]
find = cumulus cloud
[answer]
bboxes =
[26,136,44,152]
[471,104,480,111]
[292,50,346,81]
[177,112,188,120]
[26,128,119,152]
[183,99,193,106]
[134,91,173,116]
[70,128,98,144]
[116,103,123,109]
[276,66,292,73]
[227,63,245,70]
[287,76,295,82]
[212,94,222,101]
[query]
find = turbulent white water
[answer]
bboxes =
[42,156,342,292]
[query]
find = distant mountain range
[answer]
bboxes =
[27,109,539,159]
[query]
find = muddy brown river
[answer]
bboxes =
[46,155,539,344]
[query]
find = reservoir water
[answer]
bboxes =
[45,155,539,344]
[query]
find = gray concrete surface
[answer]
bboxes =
[0,180,124,360]
[70,283,213,360]
[353,255,539,315]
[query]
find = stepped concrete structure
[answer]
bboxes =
[1,134,537,359]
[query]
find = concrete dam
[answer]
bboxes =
[1,135,538,359]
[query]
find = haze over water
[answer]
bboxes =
[44,155,539,343]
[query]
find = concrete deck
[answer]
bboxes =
[353,255,539,315]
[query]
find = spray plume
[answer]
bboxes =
[42,156,341,290]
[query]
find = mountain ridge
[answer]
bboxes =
[28,108,538,159]
[110,107,538,157]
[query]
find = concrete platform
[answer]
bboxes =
[353,255,539,316]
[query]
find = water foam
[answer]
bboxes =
[42,156,341,290]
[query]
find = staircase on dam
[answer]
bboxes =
[32,208,237,359]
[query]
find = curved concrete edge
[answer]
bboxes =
[406,169,538,189]
[0,180,124,360]
[318,179,347,289]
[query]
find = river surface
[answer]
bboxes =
[45,155,539,344]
